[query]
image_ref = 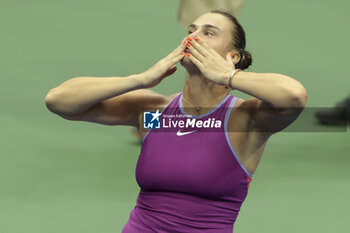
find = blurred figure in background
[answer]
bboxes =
[315,94,350,125]
[130,0,246,142]
[178,0,245,29]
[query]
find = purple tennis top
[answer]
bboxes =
[122,92,252,233]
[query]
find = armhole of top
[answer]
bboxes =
[142,92,182,141]
[224,96,253,178]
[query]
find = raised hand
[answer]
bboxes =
[185,37,235,86]
[139,42,186,88]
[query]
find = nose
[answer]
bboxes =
[189,31,199,39]
[183,33,198,44]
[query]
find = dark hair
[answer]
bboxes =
[210,9,252,70]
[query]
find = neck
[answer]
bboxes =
[182,72,230,115]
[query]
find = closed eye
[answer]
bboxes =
[187,29,216,36]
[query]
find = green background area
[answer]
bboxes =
[1,0,349,232]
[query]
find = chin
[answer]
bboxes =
[180,58,201,74]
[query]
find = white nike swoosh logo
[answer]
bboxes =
[176,129,197,136]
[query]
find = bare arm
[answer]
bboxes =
[45,41,186,126]
[185,37,308,133]
[230,72,307,109]
[229,71,308,133]
[45,75,143,116]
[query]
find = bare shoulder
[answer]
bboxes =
[136,90,181,109]
[233,97,245,107]
[234,96,260,109]
[136,91,181,138]
[227,96,252,130]
[233,95,303,134]
[164,92,182,106]
[228,96,272,141]
[56,89,179,127]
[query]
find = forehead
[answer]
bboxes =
[191,13,232,33]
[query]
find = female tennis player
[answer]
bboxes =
[45,10,307,233]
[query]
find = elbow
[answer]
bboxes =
[290,85,308,109]
[45,88,58,113]
[44,88,70,115]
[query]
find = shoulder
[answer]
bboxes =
[137,91,181,138]
[228,95,302,137]
[157,92,182,110]
[229,96,271,118]
[233,96,260,109]
[227,96,252,126]
[227,96,268,137]
[167,92,182,103]
[122,89,180,109]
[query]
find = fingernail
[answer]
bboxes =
[188,37,193,41]
[195,37,200,42]
[181,52,185,55]
[186,53,191,57]
[229,52,233,57]
[187,42,191,47]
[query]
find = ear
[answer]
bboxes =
[227,51,241,65]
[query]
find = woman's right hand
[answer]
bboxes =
[138,42,187,88]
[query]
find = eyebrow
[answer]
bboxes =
[188,24,221,31]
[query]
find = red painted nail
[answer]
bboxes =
[188,37,193,41]
[186,53,191,57]
[187,42,191,47]
[195,37,200,42]
[229,52,233,57]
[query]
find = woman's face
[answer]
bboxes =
[181,12,234,66]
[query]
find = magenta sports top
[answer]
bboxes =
[122,92,252,233]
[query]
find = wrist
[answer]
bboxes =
[225,69,241,89]
[128,73,147,89]
[223,67,235,85]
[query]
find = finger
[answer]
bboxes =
[187,39,212,58]
[186,42,206,62]
[165,36,192,61]
[181,36,191,45]
[166,42,187,60]
[193,37,217,55]
[165,53,186,67]
[186,53,204,70]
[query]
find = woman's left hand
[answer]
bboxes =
[185,37,235,86]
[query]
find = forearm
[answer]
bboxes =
[229,71,308,108]
[45,74,144,115]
